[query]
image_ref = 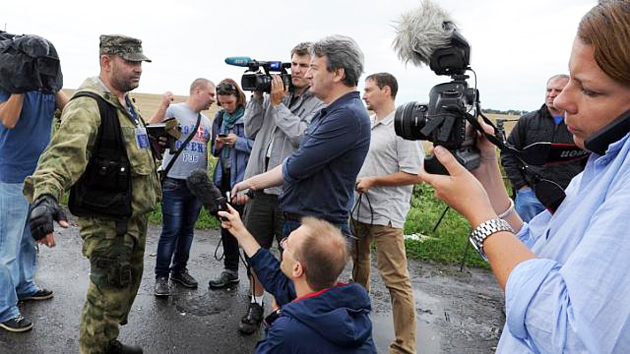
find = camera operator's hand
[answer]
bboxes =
[419,146,496,227]
[355,177,376,193]
[29,194,69,247]
[270,75,288,107]
[231,180,252,205]
[232,192,250,205]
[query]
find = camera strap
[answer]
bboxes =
[160,113,201,182]
[467,105,582,213]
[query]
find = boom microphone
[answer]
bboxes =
[393,0,457,68]
[186,169,227,216]
[225,56,254,67]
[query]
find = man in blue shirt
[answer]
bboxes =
[233,35,371,237]
[218,204,377,353]
[0,88,68,333]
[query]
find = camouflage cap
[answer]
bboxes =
[99,34,151,62]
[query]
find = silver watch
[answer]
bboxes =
[469,218,513,261]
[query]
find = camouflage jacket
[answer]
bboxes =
[23,77,161,218]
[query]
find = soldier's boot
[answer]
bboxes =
[105,340,143,354]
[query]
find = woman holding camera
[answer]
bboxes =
[420,2,630,352]
[209,79,253,289]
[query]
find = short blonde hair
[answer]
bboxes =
[296,217,348,291]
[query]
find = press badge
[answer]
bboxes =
[135,127,150,149]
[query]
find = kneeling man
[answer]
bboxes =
[219,205,377,353]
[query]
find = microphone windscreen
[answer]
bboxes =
[393,0,456,68]
[224,56,253,67]
[186,169,223,214]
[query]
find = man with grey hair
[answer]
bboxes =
[501,74,585,222]
[148,78,216,297]
[220,42,324,335]
[233,33,370,237]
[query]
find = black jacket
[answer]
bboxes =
[500,104,585,190]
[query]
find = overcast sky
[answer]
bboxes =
[4,0,595,111]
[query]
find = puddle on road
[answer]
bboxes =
[372,311,441,354]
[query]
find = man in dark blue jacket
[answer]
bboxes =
[218,204,377,354]
[232,35,370,238]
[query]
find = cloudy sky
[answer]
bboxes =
[4,0,594,111]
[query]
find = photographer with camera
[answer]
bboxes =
[418,1,630,352]
[218,42,324,335]
[23,34,159,353]
[500,74,585,222]
[0,34,67,333]
[149,78,216,296]
[233,34,370,334]
[218,204,377,353]
[352,72,423,354]
[207,79,253,290]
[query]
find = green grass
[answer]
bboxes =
[403,183,489,268]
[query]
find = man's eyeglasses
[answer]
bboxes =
[279,237,299,261]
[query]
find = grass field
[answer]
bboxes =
[60,89,520,268]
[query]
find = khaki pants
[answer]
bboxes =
[78,215,148,354]
[351,219,416,354]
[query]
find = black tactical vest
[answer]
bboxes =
[68,91,132,219]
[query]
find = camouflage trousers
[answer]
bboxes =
[77,215,148,354]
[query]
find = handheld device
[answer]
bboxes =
[584,109,630,155]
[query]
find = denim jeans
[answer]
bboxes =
[0,181,40,322]
[515,187,546,223]
[154,178,202,278]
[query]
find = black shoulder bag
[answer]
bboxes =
[159,113,202,183]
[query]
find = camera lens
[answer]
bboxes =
[394,102,429,141]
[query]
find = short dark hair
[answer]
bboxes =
[366,72,398,99]
[189,78,213,96]
[216,78,247,108]
[291,42,313,57]
[311,35,364,87]
[296,217,347,291]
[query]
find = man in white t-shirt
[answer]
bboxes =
[148,78,216,296]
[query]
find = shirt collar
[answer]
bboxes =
[372,110,395,128]
[320,91,359,115]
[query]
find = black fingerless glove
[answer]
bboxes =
[29,194,67,241]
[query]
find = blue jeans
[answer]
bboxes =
[0,181,40,322]
[154,178,202,278]
[515,187,546,223]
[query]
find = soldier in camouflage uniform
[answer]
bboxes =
[23,35,160,354]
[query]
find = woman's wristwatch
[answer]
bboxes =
[469,218,514,261]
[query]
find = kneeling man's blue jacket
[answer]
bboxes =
[250,248,377,354]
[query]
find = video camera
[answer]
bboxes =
[146,117,181,159]
[225,56,292,93]
[394,23,482,175]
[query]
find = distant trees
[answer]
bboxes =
[483,109,528,116]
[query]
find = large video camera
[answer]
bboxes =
[394,24,481,175]
[225,57,292,93]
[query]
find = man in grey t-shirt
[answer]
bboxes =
[351,73,423,354]
[148,78,215,296]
